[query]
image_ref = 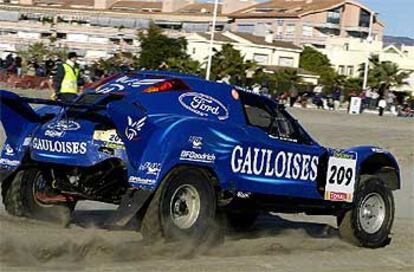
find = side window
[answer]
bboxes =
[240,93,313,145]
[272,110,300,142]
[240,93,273,133]
[244,105,272,130]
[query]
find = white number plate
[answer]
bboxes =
[325,153,357,203]
[93,130,124,145]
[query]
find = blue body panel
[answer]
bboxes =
[0,71,401,203]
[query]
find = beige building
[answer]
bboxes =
[184,31,319,84]
[319,38,414,94]
[229,0,384,47]
[185,31,302,67]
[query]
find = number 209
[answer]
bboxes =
[328,165,353,186]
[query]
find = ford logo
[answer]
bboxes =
[179,92,229,121]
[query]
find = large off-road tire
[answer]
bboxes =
[141,168,220,245]
[2,168,72,225]
[337,175,394,248]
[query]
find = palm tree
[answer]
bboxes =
[359,55,411,94]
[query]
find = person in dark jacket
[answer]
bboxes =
[53,52,83,102]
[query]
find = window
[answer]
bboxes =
[327,7,341,24]
[302,25,313,37]
[344,43,349,51]
[347,66,354,76]
[338,65,345,75]
[253,53,269,65]
[279,57,294,67]
[286,24,296,37]
[239,92,313,144]
[359,9,371,27]
[237,24,255,33]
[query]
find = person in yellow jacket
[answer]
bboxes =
[53,52,83,102]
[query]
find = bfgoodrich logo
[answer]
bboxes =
[179,92,229,121]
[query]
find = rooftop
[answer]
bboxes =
[233,32,302,50]
[231,0,373,18]
[194,32,301,50]
[110,1,162,13]
[176,3,222,15]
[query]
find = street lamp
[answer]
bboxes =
[205,0,219,80]
[362,11,375,90]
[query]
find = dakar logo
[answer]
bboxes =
[4,144,15,156]
[45,120,81,138]
[139,162,162,176]
[189,136,203,149]
[125,116,147,140]
[179,92,229,121]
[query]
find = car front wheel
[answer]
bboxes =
[337,175,394,248]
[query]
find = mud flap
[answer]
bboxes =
[106,189,153,227]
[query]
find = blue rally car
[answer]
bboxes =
[0,71,400,248]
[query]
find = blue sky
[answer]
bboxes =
[360,0,413,37]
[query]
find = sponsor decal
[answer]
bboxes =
[23,137,32,146]
[96,77,165,94]
[31,138,87,155]
[180,150,216,164]
[125,116,147,141]
[45,120,81,138]
[96,83,125,94]
[0,158,19,167]
[179,92,229,121]
[139,162,161,176]
[93,130,125,147]
[325,152,357,203]
[189,136,203,149]
[231,145,319,182]
[129,176,156,185]
[236,191,251,199]
[4,144,15,156]
[269,135,298,143]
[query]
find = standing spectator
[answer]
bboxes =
[5,54,14,69]
[289,84,299,107]
[45,58,55,76]
[53,52,83,102]
[378,98,387,116]
[15,56,22,76]
[27,58,38,76]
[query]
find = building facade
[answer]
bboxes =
[320,37,414,94]
[229,0,384,47]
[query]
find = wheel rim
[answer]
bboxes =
[32,172,53,207]
[169,184,201,230]
[358,193,386,234]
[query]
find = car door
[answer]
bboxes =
[232,93,326,200]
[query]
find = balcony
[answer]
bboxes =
[309,22,341,30]
[344,26,369,33]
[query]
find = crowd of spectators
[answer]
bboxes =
[1,53,413,117]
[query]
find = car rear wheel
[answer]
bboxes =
[337,175,394,248]
[2,168,73,225]
[141,167,221,245]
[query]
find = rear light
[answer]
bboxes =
[143,79,190,93]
